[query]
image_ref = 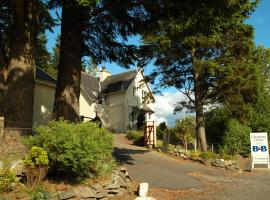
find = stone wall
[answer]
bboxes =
[46,167,134,200]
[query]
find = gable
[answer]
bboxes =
[101,70,137,94]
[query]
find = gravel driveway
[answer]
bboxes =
[113,134,270,200]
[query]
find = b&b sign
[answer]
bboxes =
[250,132,270,169]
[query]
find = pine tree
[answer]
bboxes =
[141,0,258,151]
[2,0,53,128]
[51,0,149,121]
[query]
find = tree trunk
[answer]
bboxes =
[53,1,84,122]
[0,49,8,116]
[192,49,208,152]
[4,0,37,128]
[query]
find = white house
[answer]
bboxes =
[33,67,156,135]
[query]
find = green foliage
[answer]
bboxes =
[27,186,49,200]
[199,152,218,160]
[24,146,49,168]
[0,168,19,193]
[174,116,195,146]
[24,146,49,187]
[205,107,230,151]
[190,151,200,159]
[25,120,115,178]
[221,119,251,157]
[156,122,167,140]
[126,131,144,146]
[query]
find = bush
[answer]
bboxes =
[126,131,144,146]
[199,152,218,159]
[190,151,200,158]
[205,107,230,152]
[24,146,49,187]
[25,120,116,178]
[0,168,19,193]
[27,186,49,200]
[220,119,251,157]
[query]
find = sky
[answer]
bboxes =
[46,1,270,126]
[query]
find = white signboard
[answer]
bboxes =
[250,132,270,169]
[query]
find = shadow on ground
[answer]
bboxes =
[113,147,149,165]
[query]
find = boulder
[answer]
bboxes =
[95,190,108,199]
[74,187,96,198]
[211,160,226,168]
[138,183,149,197]
[224,160,233,166]
[58,190,76,200]
[104,183,120,190]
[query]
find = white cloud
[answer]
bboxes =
[152,91,191,127]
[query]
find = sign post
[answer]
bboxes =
[250,132,270,169]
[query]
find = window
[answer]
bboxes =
[142,90,148,100]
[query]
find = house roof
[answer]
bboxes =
[36,67,56,85]
[35,68,153,102]
[81,72,100,99]
[101,70,137,94]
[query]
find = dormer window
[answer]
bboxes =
[133,86,137,96]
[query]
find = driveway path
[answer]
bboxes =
[113,134,270,200]
[113,134,228,190]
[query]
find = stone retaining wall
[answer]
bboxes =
[46,167,133,200]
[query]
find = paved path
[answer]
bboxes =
[113,134,270,199]
[113,134,228,190]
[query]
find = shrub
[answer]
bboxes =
[156,122,167,140]
[25,120,115,178]
[27,186,49,200]
[24,146,49,187]
[0,168,19,193]
[190,151,200,158]
[220,119,251,157]
[199,152,218,159]
[205,107,230,152]
[126,131,144,146]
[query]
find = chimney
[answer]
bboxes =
[99,66,111,82]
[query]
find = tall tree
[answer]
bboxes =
[51,0,148,122]
[52,0,88,122]
[0,1,12,116]
[3,0,53,128]
[141,0,258,151]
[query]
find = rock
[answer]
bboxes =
[211,160,226,168]
[74,187,96,198]
[117,188,126,196]
[119,167,128,174]
[10,160,25,176]
[104,183,120,190]
[96,190,108,199]
[108,189,120,194]
[117,175,127,188]
[201,159,212,165]
[220,159,225,162]
[138,183,149,197]
[91,184,103,191]
[16,193,28,199]
[58,190,76,200]
[135,197,157,200]
[233,163,241,170]
[224,160,233,166]
[225,165,235,170]
[49,192,59,200]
